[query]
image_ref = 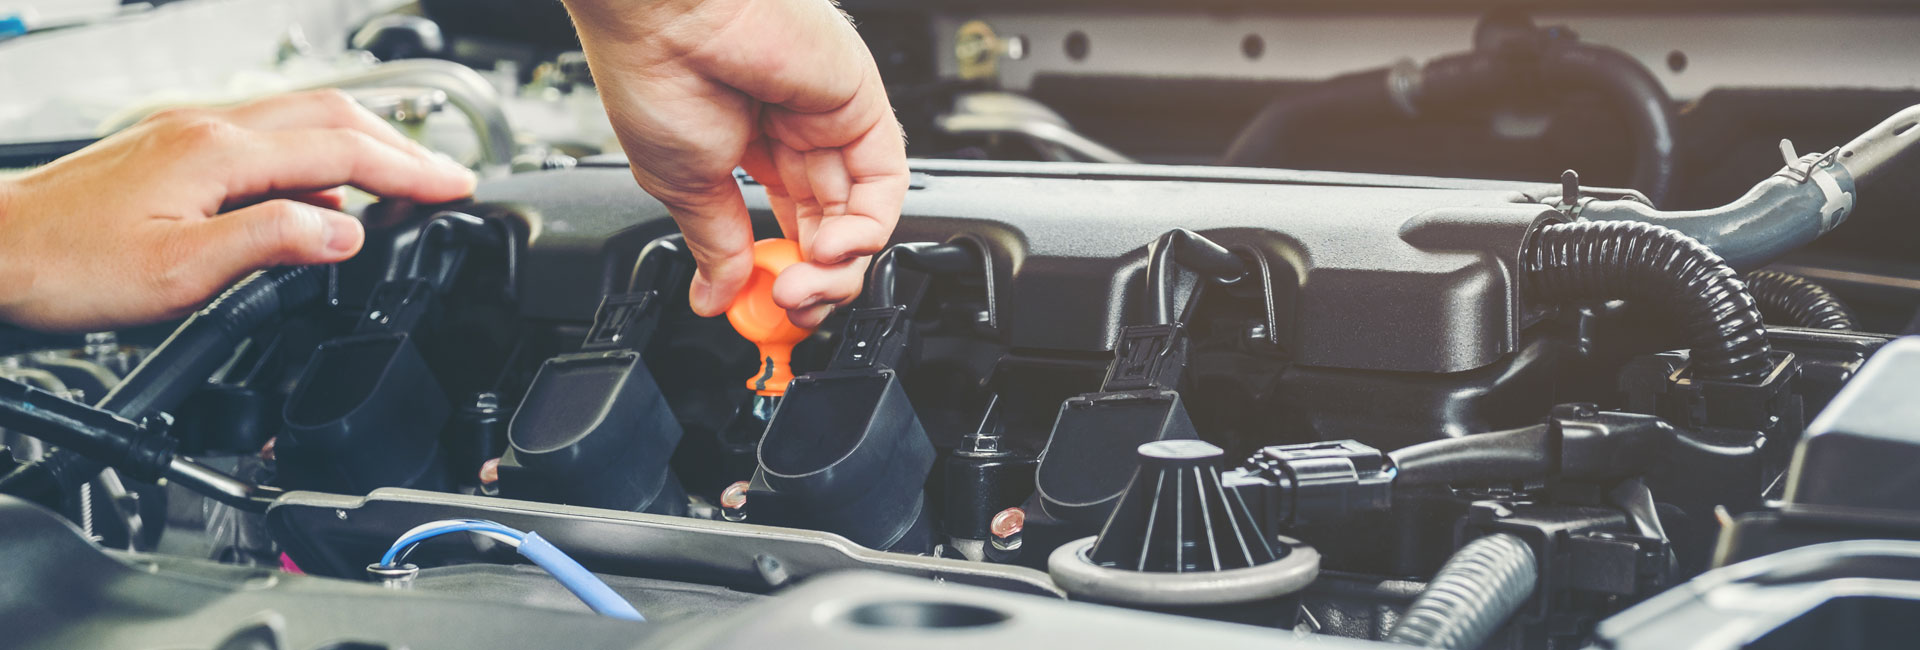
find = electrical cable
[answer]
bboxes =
[378,519,645,621]
[381,519,526,566]
[516,531,645,622]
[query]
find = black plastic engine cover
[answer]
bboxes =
[474,160,1563,374]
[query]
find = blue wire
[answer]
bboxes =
[378,520,645,622]
[517,532,645,621]
[379,521,526,567]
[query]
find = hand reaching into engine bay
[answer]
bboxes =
[0,90,477,332]
[563,0,910,328]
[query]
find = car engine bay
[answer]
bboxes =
[5,2,1920,649]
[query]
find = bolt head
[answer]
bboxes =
[720,481,751,510]
[479,457,501,485]
[990,507,1026,539]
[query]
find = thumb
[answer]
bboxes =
[190,199,364,283]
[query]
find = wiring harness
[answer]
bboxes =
[378,519,644,621]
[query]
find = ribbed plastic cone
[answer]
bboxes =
[1087,440,1278,572]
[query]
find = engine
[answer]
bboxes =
[5,3,1920,650]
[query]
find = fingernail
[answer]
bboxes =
[322,213,359,254]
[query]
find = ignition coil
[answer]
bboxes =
[276,211,514,495]
[1030,229,1257,537]
[492,236,694,515]
[732,239,985,552]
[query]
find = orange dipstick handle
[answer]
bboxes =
[725,238,815,395]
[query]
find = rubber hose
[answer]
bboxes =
[1535,40,1677,206]
[1389,424,1553,487]
[1743,270,1856,331]
[1386,533,1539,649]
[1525,221,1772,383]
[1220,68,1397,168]
[1221,39,1675,206]
[99,265,329,418]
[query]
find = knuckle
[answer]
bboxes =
[141,106,209,126]
[306,88,361,113]
[309,89,386,127]
[166,117,239,149]
[255,200,323,249]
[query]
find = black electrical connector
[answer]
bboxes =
[1216,404,1743,537]
[1223,440,1394,531]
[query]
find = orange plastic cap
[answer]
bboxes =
[725,238,815,395]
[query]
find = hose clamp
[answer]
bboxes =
[1809,163,1854,233]
[1773,143,1853,233]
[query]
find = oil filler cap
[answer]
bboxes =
[726,238,814,396]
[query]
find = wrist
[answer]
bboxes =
[563,0,718,41]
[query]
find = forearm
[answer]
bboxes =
[0,176,35,324]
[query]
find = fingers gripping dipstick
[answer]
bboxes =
[726,239,817,396]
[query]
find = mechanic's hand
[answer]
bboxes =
[0,90,476,332]
[564,0,910,327]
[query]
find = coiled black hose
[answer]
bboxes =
[1386,533,1539,649]
[0,266,330,507]
[1743,270,1856,331]
[1525,221,1772,383]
